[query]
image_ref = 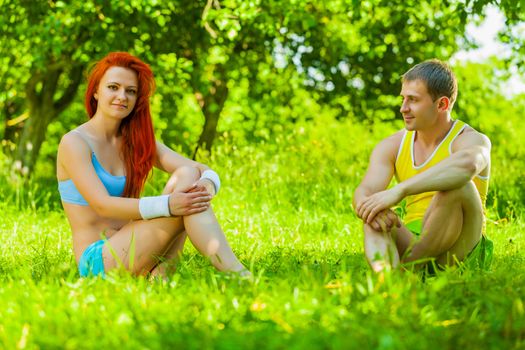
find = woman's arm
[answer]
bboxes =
[58,134,210,219]
[155,141,209,174]
[58,132,143,219]
[155,141,219,195]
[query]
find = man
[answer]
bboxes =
[353,59,492,272]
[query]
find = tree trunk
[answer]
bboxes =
[14,64,83,175]
[2,52,25,154]
[198,99,223,151]
[2,100,25,155]
[193,64,229,157]
[15,105,55,174]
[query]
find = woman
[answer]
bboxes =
[57,52,248,278]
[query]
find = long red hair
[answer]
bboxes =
[85,52,156,198]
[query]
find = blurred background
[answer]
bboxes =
[1,0,524,218]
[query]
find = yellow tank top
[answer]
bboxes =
[394,120,489,226]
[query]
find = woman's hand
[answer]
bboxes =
[194,178,216,197]
[168,184,211,216]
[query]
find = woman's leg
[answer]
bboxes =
[102,217,185,275]
[172,166,246,273]
[148,231,187,277]
[103,166,246,275]
[147,169,193,277]
[183,207,246,272]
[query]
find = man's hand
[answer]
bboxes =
[368,209,401,232]
[356,186,404,224]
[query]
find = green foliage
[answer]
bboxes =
[266,0,466,119]
[0,0,211,170]
[454,59,525,218]
[3,0,514,172]
[466,0,525,71]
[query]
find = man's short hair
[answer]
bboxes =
[402,59,458,104]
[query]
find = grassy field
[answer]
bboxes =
[0,117,523,349]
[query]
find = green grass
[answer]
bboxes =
[0,117,524,349]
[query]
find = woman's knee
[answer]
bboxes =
[172,166,200,183]
[164,166,200,193]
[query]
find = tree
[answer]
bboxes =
[1,0,518,175]
[1,2,124,172]
[0,1,273,169]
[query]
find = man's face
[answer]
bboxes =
[399,79,439,131]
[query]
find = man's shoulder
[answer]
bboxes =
[372,129,406,159]
[378,129,405,148]
[453,124,491,150]
[462,124,489,138]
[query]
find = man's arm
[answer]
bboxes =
[399,129,490,197]
[358,129,491,223]
[353,132,402,230]
[353,135,398,206]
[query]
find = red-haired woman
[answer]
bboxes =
[57,52,248,278]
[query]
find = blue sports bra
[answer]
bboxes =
[58,152,126,206]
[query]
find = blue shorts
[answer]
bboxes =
[78,240,106,277]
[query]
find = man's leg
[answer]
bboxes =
[363,211,414,272]
[402,181,483,265]
[364,225,400,272]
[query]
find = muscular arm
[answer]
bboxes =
[358,129,491,223]
[397,130,491,197]
[353,134,399,207]
[353,132,403,230]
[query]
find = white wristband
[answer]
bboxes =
[200,169,220,194]
[139,194,171,220]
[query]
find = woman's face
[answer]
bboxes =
[94,66,139,119]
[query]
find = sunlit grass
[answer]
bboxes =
[0,117,523,349]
